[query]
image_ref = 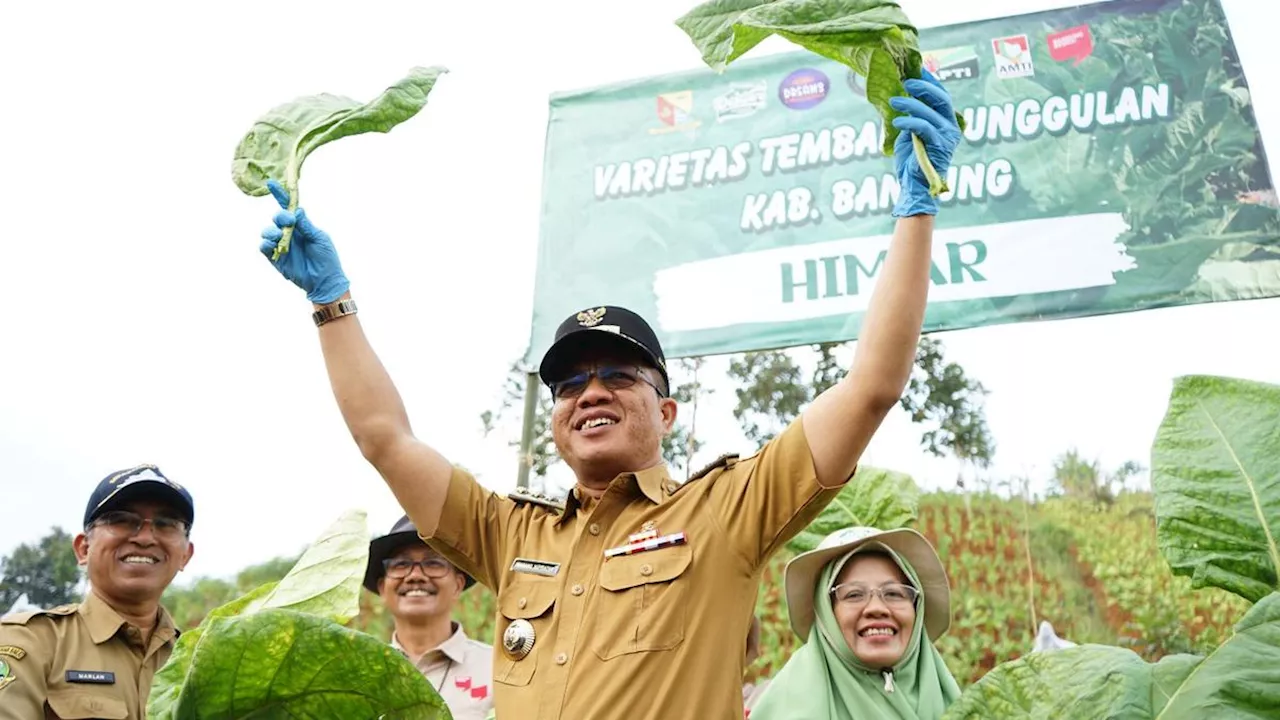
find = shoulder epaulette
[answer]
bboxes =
[1,604,78,626]
[507,488,566,513]
[689,452,740,482]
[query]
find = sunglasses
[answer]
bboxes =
[549,365,665,400]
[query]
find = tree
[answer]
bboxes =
[1049,449,1145,505]
[0,527,83,609]
[728,338,995,467]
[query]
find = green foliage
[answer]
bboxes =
[1048,449,1144,506]
[231,66,447,258]
[0,527,82,609]
[900,338,994,467]
[947,375,1280,717]
[148,510,446,719]
[1151,375,1280,604]
[786,466,920,554]
[676,0,961,194]
[729,339,994,466]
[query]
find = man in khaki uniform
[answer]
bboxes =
[0,465,195,719]
[365,515,494,720]
[255,70,960,719]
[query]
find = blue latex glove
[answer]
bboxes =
[259,180,351,304]
[889,70,961,218]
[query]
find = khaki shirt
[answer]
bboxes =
[0,591,178,720]
[392,622,495,720]
[427,418,839,720]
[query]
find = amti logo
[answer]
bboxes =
[922,46,980,82]
[778,68,829,110]
[991,34,1034,79]
[650,91,701,134]
[1047,25,1094,66]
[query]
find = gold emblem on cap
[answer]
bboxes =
[577,307,607,327]
[503,619,537,660]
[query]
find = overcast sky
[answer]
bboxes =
[2,0,1277,584]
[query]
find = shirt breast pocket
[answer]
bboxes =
[494,579,557,687]
[46,689,129,719]
[591,544,692,660]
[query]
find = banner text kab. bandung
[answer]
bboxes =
[527,0,1280,362]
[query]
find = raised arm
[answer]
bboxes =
[259,183,452,536]
[802,72,961,489]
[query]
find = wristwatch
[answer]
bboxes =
[312,299,358,327]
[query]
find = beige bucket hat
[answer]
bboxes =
[784,526,951,642]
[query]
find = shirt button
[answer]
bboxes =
[640,564,653,576]
[518,597,528,609]
[666,482,679,493]
[555,652,568,665]
[589,523,601,535]
[571,584,584,596]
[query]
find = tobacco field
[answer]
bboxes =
[340,490,1249,688]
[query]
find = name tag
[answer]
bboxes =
[511,558,560,577]
[66,670,115,684]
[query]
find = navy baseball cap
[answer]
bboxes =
[538,305,669,392]
[364,515,475,593]
[83,465,195,529]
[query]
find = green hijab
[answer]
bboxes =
[751,545,961,720]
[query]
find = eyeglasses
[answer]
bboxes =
[829,582,919,607]
[549,366,665,400]
[383,557,454,580]
[90,511,189,540]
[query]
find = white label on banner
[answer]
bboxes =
[652,213,1136,332]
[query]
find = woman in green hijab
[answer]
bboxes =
[749,526,961,720]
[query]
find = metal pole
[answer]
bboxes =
[516,371,540,491]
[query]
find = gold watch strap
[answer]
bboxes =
[312,299,358,327]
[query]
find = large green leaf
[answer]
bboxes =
[941,645,1202,719]
[238,507,368,621]
[943,593,1280,719]
[1160,592,1280,718]
[1151,375,1280,603]
[151,609,446,719]
[231,66,447,257]
[787,465,920,553]
[148,510,377,718]
[676,0,918,154]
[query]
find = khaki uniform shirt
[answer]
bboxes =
[427,418,840,720]
[392,622,495,720]
[0,591,179,720]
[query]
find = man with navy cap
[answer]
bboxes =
[365,515,493,720]
[255,68,961,720]
[0,465,195,719]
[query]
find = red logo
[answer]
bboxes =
[470,685,489,700]
[454,676,472,690]
[1047,25,1094,66]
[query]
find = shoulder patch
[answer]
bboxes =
[1,604,77,626]
[689,452,740,482]
[507,488,566,513]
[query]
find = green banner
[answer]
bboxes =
[527,0,1280,363]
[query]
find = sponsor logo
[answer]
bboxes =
[922,46,981,82]
[778,68,830,110]
[1047,25,1094,66]
[713,80,767,122]
[846,70,867,97]
[991,34,1035,79]
[650,91,701,134]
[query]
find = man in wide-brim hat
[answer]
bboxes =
[365,515,492,720]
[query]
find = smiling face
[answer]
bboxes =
[377,544,465,623]
[831,552,918,669]
[549,344,677,486]
[74,497,194,606]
